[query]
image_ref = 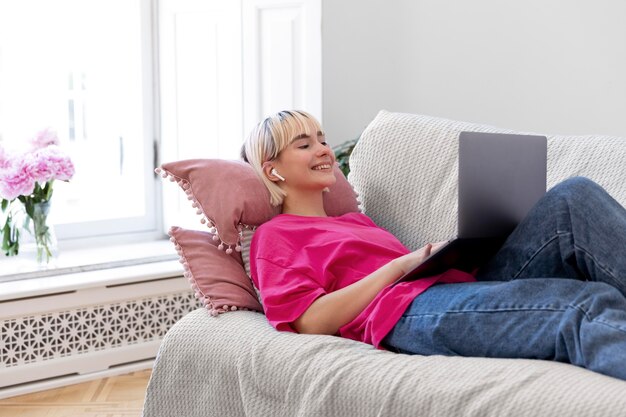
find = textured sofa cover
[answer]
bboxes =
[143,111,626,417]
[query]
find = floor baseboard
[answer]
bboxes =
[0,359,154,400]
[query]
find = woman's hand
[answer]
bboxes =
[392,241,449,275]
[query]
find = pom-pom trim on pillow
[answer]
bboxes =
[168,228,255,317]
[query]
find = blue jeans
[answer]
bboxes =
[382,177,626,380]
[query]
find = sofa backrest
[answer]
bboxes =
[349,110,626,250]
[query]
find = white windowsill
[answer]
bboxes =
[1,240,178,281]
[0,240,184,301]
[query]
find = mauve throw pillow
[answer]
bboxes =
[157,159,360,251]
[168,226,263,315]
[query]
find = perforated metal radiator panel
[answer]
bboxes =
[1,291,200,369]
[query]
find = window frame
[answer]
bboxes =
[55,0,164,249]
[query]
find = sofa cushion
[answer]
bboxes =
[349,110,626,250]
[240,227,262,305]
[168,226,263,315]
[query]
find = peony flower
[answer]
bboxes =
[23,145,74,184]
[30,128,60,150]
[35,146,75,181]
[25,151,55,184]
[0,157,36,200]
[54,157,75,181]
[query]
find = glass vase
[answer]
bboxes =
[25,201,58,266]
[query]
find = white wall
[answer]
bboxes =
[322,0,626,145]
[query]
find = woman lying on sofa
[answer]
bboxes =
[241,110,626,380]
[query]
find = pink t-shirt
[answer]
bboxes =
[250,212,476,348]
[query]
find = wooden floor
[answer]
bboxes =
[0,370,151,417]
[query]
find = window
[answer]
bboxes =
[0,0,159,245]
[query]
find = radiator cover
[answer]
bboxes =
[0,266,201,398]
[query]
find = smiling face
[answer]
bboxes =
[263,118,336,193]
[242,110,334,207]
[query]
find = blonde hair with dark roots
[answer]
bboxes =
[241,110,323,206]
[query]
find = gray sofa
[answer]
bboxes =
[142,111,626,417]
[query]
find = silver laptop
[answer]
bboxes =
[393,131,547,285]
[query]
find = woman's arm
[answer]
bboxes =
[293,242,445,335]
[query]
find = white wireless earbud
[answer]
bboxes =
[271,168,286,181]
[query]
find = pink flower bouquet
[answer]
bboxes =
[0,128,75,262]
